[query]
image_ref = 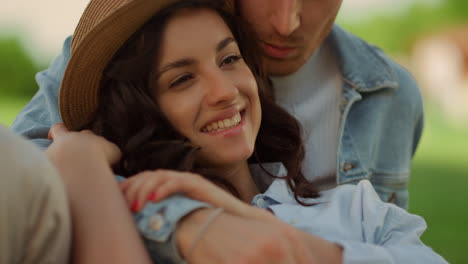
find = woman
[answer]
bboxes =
[47,0,446,263]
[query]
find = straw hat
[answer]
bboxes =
[59,0,185,130]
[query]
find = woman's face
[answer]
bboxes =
[154,8,261,169]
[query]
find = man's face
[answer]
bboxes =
[237,0,342,76]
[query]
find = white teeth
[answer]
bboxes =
[203,112,242,133]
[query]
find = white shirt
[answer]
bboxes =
[271,43,343,187]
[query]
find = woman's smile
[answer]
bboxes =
[201,110,243,133]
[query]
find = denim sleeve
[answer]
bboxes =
[10,36,72,150]
[136,195,211,263]
[335,181,447,264]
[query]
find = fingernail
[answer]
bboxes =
[148,192,157,201]
[131,200,139,212]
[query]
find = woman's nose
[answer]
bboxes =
[204,70,239,106]
[270,0,301,37]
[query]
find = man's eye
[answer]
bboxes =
[169,74,193,88]
[220,55,242,67]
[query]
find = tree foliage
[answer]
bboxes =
[0,36,42,97]
[341,0,468,55]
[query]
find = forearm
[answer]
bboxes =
[71,165,150,264]
[49,150,151,264]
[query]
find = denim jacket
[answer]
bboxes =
[11,25,423,263]
[329,25,423,209]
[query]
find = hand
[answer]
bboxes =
[179,208,343,264]
[46,123,121,192]
[177,208,319,264]
[119,169,265,219]
[47,123,121,165]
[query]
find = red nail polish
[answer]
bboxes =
[131,200,139,212]
[148,192,157,201]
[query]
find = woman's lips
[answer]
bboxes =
[262,43,295,58]
[202,111,246,137]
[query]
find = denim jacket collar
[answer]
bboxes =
[327,25,399,93]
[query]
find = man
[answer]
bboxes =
[11,0,423,263]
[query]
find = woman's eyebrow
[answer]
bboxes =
[216,37,235,53]
[157,58,194,77]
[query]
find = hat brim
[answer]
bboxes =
[60,0,180,130]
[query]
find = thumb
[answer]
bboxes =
[48,123,70,140]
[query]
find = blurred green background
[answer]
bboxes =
[1,0,467,263]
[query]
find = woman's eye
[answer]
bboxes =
[169,74,193,88]
[220,55,242,67]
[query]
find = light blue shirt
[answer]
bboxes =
[252,167,446,263]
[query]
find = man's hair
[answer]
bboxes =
[83,0,320,204]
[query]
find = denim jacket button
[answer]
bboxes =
[149,213,165,231]
[343,163,356,172]
[256,197,266,208]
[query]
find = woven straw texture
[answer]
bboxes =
[60,0,180,130]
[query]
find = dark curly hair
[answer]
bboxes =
[83,0,320,205]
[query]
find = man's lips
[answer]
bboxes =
[261,43,296,58]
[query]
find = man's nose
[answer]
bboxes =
[270,0,301,37]
[204,70,238,106]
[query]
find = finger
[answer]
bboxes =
[153,172,202,202]
[125,171,168,212]
[135,171,169,207]
[48,123,69,140]
[121,173,148,210]
[118,179,131,192]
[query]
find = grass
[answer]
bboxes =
[1,95,467,263]
[409,106,468,264]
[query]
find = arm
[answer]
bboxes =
[121,170,341,264]
[47,124,151,264]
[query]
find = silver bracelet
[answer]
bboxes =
[186,207,224,261]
